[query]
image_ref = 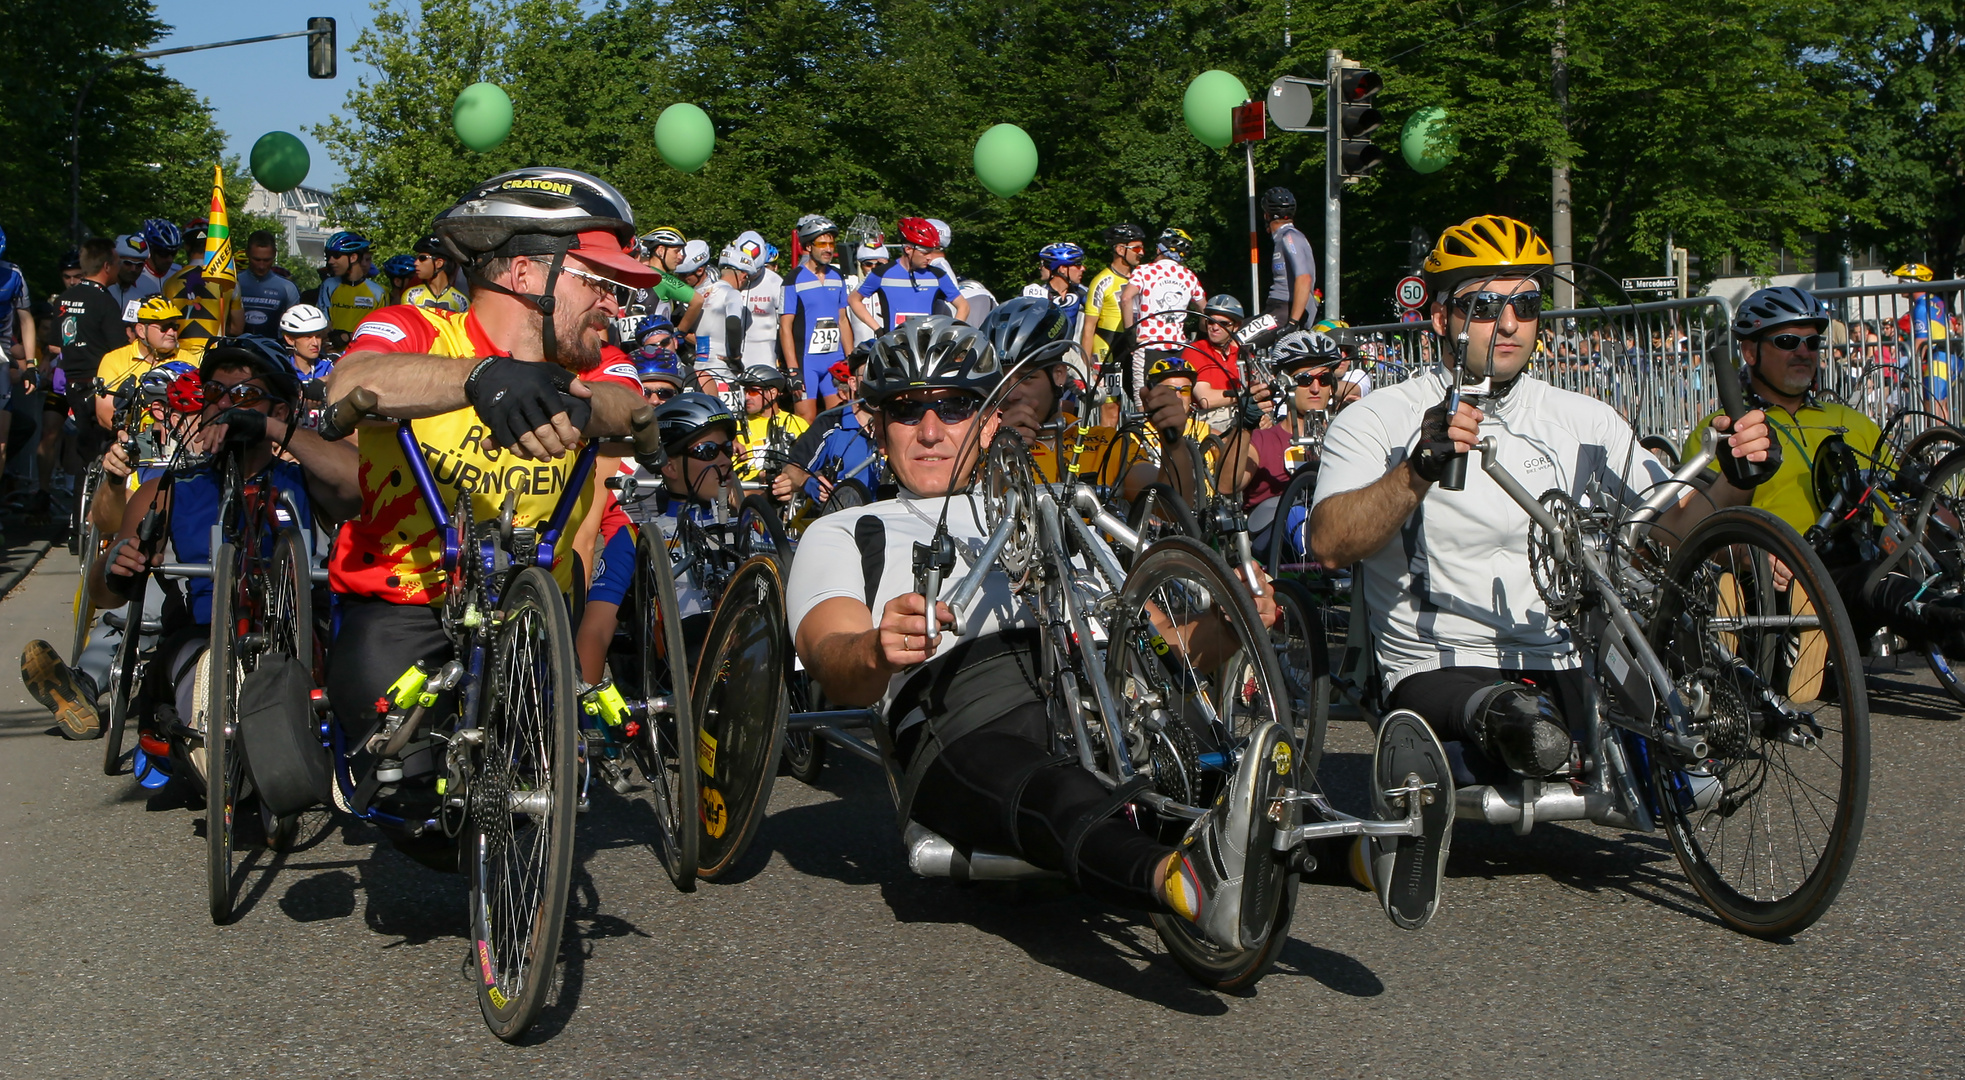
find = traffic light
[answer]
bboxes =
[307,17,336,79]
[1336,63,1385,180]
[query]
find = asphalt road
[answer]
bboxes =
[2,549,1961,1078]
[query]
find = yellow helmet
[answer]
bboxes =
[135,296,183,324]
[1423,215,1553,298]
[1892,263,1935,283]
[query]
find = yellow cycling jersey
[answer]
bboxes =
[318,276,391,334]
[403,283,470,314]
[1686,397,1884,536]
[1084,268,1130,361]
[737,411,810,481]
[1026,417,1212,489]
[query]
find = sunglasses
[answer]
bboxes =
[679,439,733,461]
[1451,290,1544,321]
[1208,318,1238,330]
[882,394,982,426]
[557,262,637,305]
[1294,371,1338,387]
[204,381,272,407]
[644,385,679,401]
[1763,333,1824,352]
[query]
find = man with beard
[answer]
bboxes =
[320,168,659,824]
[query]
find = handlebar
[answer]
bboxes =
[318,387,378,442]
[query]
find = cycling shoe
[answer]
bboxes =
[1371,710,1454,931]
[1169,721,1291,951]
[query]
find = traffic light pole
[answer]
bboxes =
[1323,48,1343,322]
[68,25,332,247]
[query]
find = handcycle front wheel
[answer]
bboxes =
[469,565,580,1041]
[1104,536,1300,989]
[691,554,790,881]
[206,541,244,925]
[1649,506,1870,938]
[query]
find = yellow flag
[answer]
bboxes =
[168,165,236,346]
[203,164,235,287]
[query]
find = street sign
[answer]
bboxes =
[1622,276,1678,292]
[1232,100,1266,144]
[1267,76,1325,133]
[1395,275,1428,309]
[1399,309,1426,324]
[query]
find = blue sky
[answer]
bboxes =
[153,1,380,189]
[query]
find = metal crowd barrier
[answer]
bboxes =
[1335,282,1964,445]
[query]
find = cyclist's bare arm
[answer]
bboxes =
[265,417,363,520]
[848,292,879,334]
[951,294,970,323]
[89,476,164,609]
[324,351,481,418]
[1311,463,1430,567]
[796,593,951,708]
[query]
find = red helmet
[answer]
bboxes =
[897,217,939,249]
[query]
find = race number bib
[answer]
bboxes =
[808,317,840,355]
[1235,312,1279,346]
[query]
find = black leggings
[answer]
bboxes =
[1388,666,1591,785]
[326,596,453,773]
[904,701,1170,912]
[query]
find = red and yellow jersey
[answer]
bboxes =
[327,305,595,605]
[1029,418,1214,488]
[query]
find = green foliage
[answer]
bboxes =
[317,0,1958,323]
[0,0,233,295]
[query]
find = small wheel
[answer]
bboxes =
[1266,579,1331,777]
[1263,467,1319,575]
[102,585,148,776]
[1897,423,1964,477]
[623,528,700,889]
[690,555,790,881]
[206,542,243,925]
[1639,434,1681,471]
[1104,537,1298,988]
[780,670,827,785]
[736,493,795,568]
[1649,507,1870,938]
[817,478,872,516]
[470,565,579,1041]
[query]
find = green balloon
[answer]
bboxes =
[1401,106,1459,174]
[1183,70,1249,149]
[973,124,1038,198]
[249,131,310,193]
[453,82,514,153]
[654,103,716,173]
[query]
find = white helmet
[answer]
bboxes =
[719,230,767,275]
[675,239,711,274]
[279,303,329,335]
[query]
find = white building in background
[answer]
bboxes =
[241,181,337,266]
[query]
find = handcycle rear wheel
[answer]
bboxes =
[623,528,700,889]
[101,584,148,776]
[1649,507,1870,938]
[206,542,244,924]
[470,565,579,1041]
[260,528,315,850]
[1266,578,1331,778]
[71,516,102,666]
[691,555,790,881]
[780,669,827,785]
[1105,537,1299,989]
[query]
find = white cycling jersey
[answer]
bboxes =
[696,279,751,379]
[1312,368,1669,690]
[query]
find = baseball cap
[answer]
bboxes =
[566,229,660,287]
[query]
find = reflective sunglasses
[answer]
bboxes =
[1295,370,1338,387]
[882,394,983,426]
[678,439,733,461]
[204,381,272,407]
[557,262,637,306]
[643,384,679,402]
[1763,333,1824,352]
[1451,290,1544,321]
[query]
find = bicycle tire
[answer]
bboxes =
[779,670,827,785]
[1898,424,1964,476]
[625,528,699,889]
[261,528,316,846]
[1649,507,1870,938]
[71,517,102,667]
[1266,578,1331,777]
[470,565,579,1041]
[101,583,147,776]
[1910,448,1965,705]
[1124,483,1200,570]
[1638,434,1681,471]
[817,478,871,517]
[691,555,790,881]
[1263,467,1319,575]
[737,493,795,568]
[207,541,242,925]
[1106,537,1298,989]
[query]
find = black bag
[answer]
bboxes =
[236,653,329,817]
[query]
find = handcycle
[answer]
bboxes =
[315,388,685,1039]
[1315,359,1871,938]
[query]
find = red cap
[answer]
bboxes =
[567,229,660,286]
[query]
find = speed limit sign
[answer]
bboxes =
[1395,275,1428,310]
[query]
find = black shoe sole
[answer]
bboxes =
[1375,712,1453,930]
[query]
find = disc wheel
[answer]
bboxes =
[206,541,244,925]
[1649,507,1870,938]
[817,478,872,517]
[1105,536,1298,989]
[623,528,699,889]
[690,555,790,881]
[469,566,579,1041]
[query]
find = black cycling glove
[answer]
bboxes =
[1232,388,1268,432]
[1717,427,1781,489]
[464,356,591,450]
[1409,401,1460,483]
[218,407,268,446]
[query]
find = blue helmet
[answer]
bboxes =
[634,348,686,386]
[324,231,372,255]
[0,224,7,256]
[382,253,417,278]
[634,313,675,341]
[141,218,182,250]
[1734,286,1831,339]
[1039,242,1084,270]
